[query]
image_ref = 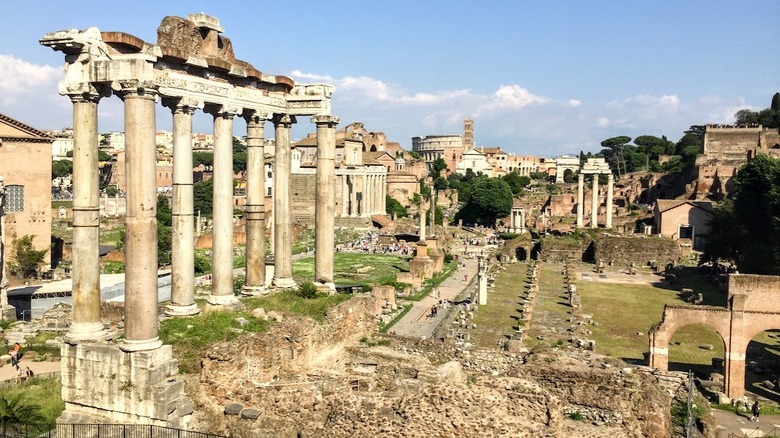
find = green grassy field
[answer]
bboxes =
[524,264,572,349]
[471,263,528,348]
[292,252,409,288]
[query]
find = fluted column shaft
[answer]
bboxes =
[208,107,242,306]
[166,100,199,315]
[576,173,584,228]
[591,175,598,228]
[120,85,161,351]
[67,94,106,341]
[606,174,614,229]
[243,111,268,294]
[313,115,339,288]
[272,115,296,288]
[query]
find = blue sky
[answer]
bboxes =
[1,1,778,156]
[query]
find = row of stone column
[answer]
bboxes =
[576,173,613,229]
[339,173,386,217]
[65,83,339,350]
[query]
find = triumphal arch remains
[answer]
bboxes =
[42,14,339,426]
[649,274,780,400]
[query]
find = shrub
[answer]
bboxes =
[297,282,319,299]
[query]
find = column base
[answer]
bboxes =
[241,285,269,296]
[205,294,245,311]
[315,281,336,294]
[164,303,201,317]
[272,277,297,289]
[59,342,191,428]
[119,337,163,352]
[65,322,112,344]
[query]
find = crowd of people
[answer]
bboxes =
[337,231,415,255]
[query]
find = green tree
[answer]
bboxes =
[385,195,408,218]
[193,179,214,217]
[529,171,549,181]
[502,172,530,196]
[98,150,112,162]
[433,176,448,190]
[158,223,173,266]
[600,136,632,175]
[703,155,780,274]
[456,177,513,226]
[7,235,47,278]
[772,92,780,111]
[429,157,448,178]
[51,160,73,179]
[193,152,214,168]
[157,195,172,227]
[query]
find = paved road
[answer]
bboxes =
[390,255,479,339]
[711,407,780,437]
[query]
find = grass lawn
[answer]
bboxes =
[0,377,64,424]
[577,267,727,367]
[293,252,409,288]
[471,263,528,348]
[524,263,572,350]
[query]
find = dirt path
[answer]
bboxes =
[0,358,60,382]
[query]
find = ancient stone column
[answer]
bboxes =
[606,173,614,229]
[207,105,243,308]
[118,83,162,352]
[313,115,339,290]
[591,175,598,228]
[349,176,358,216]
[576,173,584,228]
[165,98,199,316]
[272,114,297,288]
[66,92,108,341]
[419,202,427,242]
[243,111,269,295]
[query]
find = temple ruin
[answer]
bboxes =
[41,13,337,425]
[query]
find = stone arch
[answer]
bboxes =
[370,144,377,152]
[648,305,731,371]
[666,322,726,373]
[515,246,528,261]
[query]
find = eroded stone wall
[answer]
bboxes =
[190,298,672,438]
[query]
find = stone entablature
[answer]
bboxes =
[40,17,332,119]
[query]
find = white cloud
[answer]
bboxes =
[596,117,610,128]
[568,99,581,107]
[0,55,60,92]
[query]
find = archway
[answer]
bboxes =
[744,330,780,403]
[515,247,528,262]
[668,323,725,378]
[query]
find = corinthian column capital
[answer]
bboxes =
[114,80,158,100]
[272,114,296,128]
[243,110,270,126]
[161,97,201,115]
[204,103,241,119]
[64,83,110,104]
[311,114,340,127]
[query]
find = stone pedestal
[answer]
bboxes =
[427,237,444,273]
[58,343,192,427]
[409,242,434,282]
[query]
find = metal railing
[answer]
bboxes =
[0,423,226,438]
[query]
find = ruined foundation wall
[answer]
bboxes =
[593,235,679,267]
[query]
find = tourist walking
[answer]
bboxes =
[751,400,760,421]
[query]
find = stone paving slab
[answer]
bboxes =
[389,255,479,340]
